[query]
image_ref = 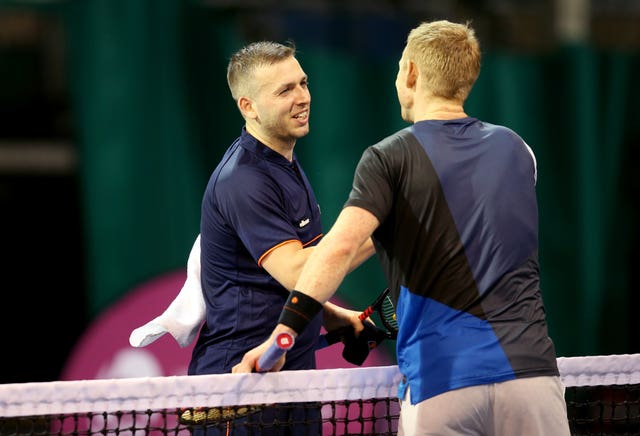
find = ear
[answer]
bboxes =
[238,96,257,120]
[406,60,418,89]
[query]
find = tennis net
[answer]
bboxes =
[0,354,638,435]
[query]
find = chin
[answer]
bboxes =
[294,127,310,138]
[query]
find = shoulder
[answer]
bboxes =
[360,127,424,172]
[477,120,525,143]
[477,120,537,180]
[370,127,416,152]
[206,150,282,210]
[217,146,276,185]
[359,128,418,167]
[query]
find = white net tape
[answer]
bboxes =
[0,365,402,417]
[1,354,639,418]
[557,353,640,387]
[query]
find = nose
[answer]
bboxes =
[294,85,310,104]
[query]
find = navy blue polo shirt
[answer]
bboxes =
[189,128,323,375]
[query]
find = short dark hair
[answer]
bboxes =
[227,41,296,101]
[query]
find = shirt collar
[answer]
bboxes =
[239,127,297,166]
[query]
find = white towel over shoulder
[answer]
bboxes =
[129,234,205,348]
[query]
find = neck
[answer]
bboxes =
[412,95,467,121]
[421,108,467,120]
[246,125,295,161]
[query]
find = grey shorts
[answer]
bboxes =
[397,376,571,436]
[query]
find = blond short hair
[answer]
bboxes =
[405,20,481,102]
[226,41,296,101]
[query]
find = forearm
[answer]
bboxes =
[297,207,379,302]
[347,237,376,273]
[295,230,357,304]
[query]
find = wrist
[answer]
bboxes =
[278,290,323,335]
[274,323,298,338]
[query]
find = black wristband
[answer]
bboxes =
[278,290,323,335]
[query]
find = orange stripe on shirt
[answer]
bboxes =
[302,233,323,247]
[257,234,323,266]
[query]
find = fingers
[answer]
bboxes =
[231,357,254,374]
[323,306,368,334]
[231,339,288,374]
[232,352,286,373]
[232,346,262,373]
[349,311,367,336]
[262,354,286,373]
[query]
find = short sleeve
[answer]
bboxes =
[345,133,407,223]
[215,169,298,263]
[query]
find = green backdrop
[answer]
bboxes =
[25,0,638,358]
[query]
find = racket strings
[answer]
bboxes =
[381,297,399,334]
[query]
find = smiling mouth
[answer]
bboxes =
[293,111,308,120]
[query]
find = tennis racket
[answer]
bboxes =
[316,287,398,350]
[358,287,398,340]
[181,333,294,425]
[179,404,264,426]
[256,331,295,372]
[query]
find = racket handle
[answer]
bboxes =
[359,307,374,321]
[256,332,295,372]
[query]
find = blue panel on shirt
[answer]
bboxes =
[395,286,515,404]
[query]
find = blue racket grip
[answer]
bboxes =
[256,332,295,372]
